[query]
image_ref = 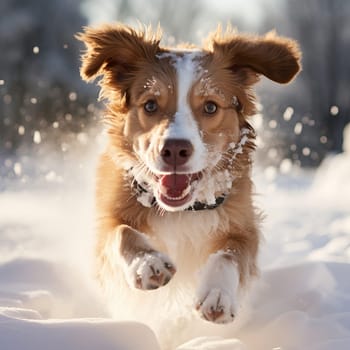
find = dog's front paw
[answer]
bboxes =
[195,250,240,324]
[196,288,236,324]
[126,251,176,290]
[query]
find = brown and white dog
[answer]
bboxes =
[77,24,300,327]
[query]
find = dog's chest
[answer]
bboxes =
[147,209,229,275]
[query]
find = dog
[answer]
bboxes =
[76,24,300,329]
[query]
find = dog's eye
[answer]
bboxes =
[144,100,158,114]
[203,101,218,115]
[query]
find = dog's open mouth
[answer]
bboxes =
[156,173,201,208]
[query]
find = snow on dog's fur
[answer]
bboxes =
[77,23,300,338]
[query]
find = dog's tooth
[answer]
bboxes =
[163,185,191,201]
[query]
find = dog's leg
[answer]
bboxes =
[195,232,258,324]
[117,224,176,290]
[95,153,176,291]
[196,250,239,324]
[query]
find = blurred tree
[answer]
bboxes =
[0,0,96,160]
[82,0,202,43]
[287,0,350,154]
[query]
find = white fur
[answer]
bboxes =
[166,52,201,139]
[149,209,230,263]
[196,250,240,323]
[158,51,207,173]
[125,251,175,290]
[112,228,176,289]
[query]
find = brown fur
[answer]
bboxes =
[77,23,301,323]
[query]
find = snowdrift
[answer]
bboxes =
[1,145,350,349]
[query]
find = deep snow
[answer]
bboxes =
[0,143,350,349]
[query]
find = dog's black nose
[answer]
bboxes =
[161,139,193,166]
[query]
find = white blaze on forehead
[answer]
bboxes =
[174,52,201,110]
[166,51,203,140]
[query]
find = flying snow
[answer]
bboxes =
[294,122,303,135]
[33,131,41,144]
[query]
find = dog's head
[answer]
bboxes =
[77,24,301,212]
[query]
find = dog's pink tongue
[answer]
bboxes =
[160,174,190,198]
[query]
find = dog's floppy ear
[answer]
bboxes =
[76,24,161,86]
[211,29,301,84]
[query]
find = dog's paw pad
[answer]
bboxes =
[196,288,236,324]
[128,251,176,290]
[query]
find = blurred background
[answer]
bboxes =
[1,0,349,189]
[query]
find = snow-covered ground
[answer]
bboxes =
[1,137,350,349]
